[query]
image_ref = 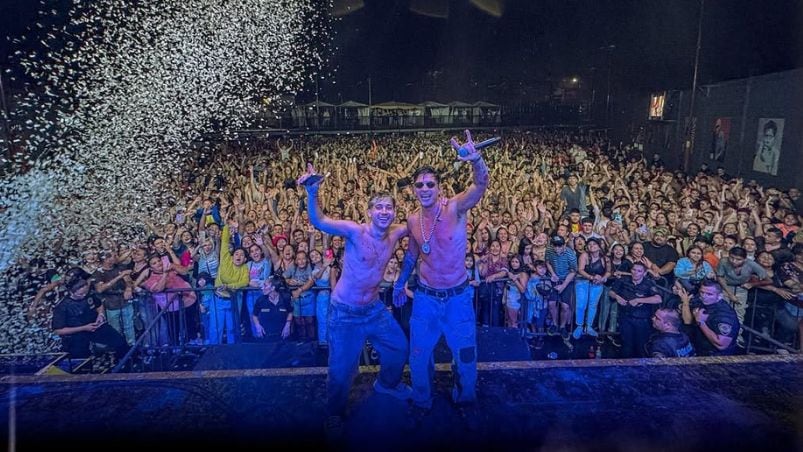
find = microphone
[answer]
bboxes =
[458,137,501,157]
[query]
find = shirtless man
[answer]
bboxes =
[393,130,490,409]
[298,164,411,431]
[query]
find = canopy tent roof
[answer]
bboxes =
[372,101,422,110]
[338,100,369,107]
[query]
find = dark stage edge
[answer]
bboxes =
[2,355,801,451]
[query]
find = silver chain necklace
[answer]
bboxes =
[419,199,442,255]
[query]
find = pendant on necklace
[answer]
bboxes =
[421,241,431,254]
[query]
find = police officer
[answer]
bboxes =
[645,308,695,358]
[678,279,740,356]
[609,262,662,358]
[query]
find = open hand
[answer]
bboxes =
[297,163,323,188]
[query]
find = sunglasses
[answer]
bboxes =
[414,182,436,189]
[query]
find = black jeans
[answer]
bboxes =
[620,316,651,358]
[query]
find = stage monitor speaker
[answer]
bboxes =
[194,342,317,371]
[361,326,530,365]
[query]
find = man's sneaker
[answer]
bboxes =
[324,415,344,441]
[572,326,583,340]
[373,380,413,400]
[609,335,621,347]
[585,326,598,337]
[560,327,570,340]
[547,325,558,336]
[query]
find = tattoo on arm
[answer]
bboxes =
[472,158,489,188]
[395,251,418,289]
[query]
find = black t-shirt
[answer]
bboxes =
[643,242,679,282]
[253,291,293,340]
[645,332,695,358]
[611,277,658,319]
[51,295,102,330]
[51,295,102,351]
[689,298,740,356]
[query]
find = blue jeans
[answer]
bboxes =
[574,280,603,328]
[597,287,618,333]
[316,290,331,344]
[327,300,408,417]
[207,296,235,345]
[245,289,261,337]
[410,286,476,408]
[106,303,136,346]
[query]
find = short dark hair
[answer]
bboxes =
[581,217,594,225]
[728,246,747,258]
[700,279,722,293]
[67,276,90,293]
[412,166,440,184]
[631,261,648,272]
[657,308,682,330]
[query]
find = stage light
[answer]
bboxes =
[410,0,449,18]
[331,0,365,17]
[469,0,504,17]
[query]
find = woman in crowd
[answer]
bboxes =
[503,255,529,328]
[574,238,610,338]
[673,246,714,293]
[283,250,315,340]
[310,249,336,346]
[478,240,508,327]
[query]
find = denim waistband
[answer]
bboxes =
[331,299,382,315]
[416,279,470,299]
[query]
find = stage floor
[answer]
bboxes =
[2,354,801,451]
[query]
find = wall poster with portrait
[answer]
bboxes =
[752,118,784,175]
[709,117,730,162]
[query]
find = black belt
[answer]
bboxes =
[416,280,470,299]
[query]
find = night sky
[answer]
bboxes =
[1,0,800,104]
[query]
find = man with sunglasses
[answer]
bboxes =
[297,164,412,438]
[393,130,490,414]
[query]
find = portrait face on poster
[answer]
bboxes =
[710,117,730,162]
[752,118,784,175]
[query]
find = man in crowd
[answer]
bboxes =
[716,246,767,347]
[642,227,679,286]
[545,235,577,339]
[93,250,136,346]
[52,275,129,359]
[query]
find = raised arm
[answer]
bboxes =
[298,164,362,238]
[451,130,490,214]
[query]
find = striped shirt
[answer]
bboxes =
[546,246,578,279]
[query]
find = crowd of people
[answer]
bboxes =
[12,128,802,361]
